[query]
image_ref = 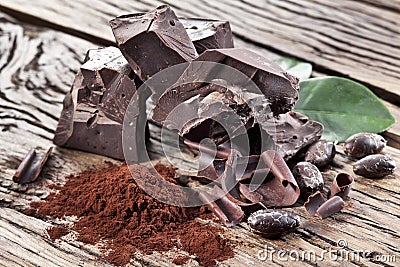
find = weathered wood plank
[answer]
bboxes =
[0,0,399,104]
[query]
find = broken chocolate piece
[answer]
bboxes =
[198,185,244,227]
[256,112,324,160]
[239,150,300,207]
[304,192,345,219]
[195,48,299,115]
[353,154,396,178]
[181,18,234,54]
[54,47,147,161]
[81,46,131,92]
[329,173,353,198]
[110,5,198,81]
[344,133,386,159]
[304,140,335,168]
[292,162,324,197]
[13,147,52,184]
[247,209,300,238]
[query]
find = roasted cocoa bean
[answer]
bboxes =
[353,154,396,178]
[247,209,300,238]
[292,162,324,197]
[344,133,386,158]
[304,140,335,168]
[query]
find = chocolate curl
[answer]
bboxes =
[184,139,231,159]
[13,147,53,184]
[197,158,226,182]
[304,192,345,219]
[198,186,244,227]
[239,150,300,207]
[329,173,353,198]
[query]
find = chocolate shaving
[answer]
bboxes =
[184,139,231,159]
[329,173,353,199]
[304,192,345,219]
[198,186,244,227]
[13,147,52,184]
[239,150,300,207]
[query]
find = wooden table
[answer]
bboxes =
[0,1,399,266]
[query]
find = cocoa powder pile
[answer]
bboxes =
[26,163,234,266]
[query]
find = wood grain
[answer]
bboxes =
[0,0,399,104]
[0,4,400,267]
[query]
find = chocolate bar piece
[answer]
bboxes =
[54,47,147,161]
[195,48,299,115]
[13,147,52,184]
[181,18,234,54]
[110,5,198,81]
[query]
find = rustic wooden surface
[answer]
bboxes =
[0,1,399,266]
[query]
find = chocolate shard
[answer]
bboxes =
[54,47,147,161]
[239,150,300,207]
[110,5,198,81]
[329,173,353,199]
[13,147,52,184]
[194,48,299,115]
[198,185,244,227]
[181,18,234,54]
[257,112,324,160]
[304,192,345,219]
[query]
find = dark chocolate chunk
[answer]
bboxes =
[344,133,386,158]
[13,147,52,184]
[247,209,300,238]
[194,48,299,115]
[153,82,255,145]
[292,162,324,197]
[239,150,300,207]
[304,140,335,168]
[353,154,396,178]
[198,185,244,227]
[81,46,131,91]
[110,5,198,81]
[54,47,147,161]
[181,18,234,54]
[329,173,353,198]
[304,192,345,219]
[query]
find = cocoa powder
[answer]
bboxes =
[47,225,69,241]
[26,163,234,266]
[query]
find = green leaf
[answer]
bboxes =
[273,57,312,80]
[294,77,395,142]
